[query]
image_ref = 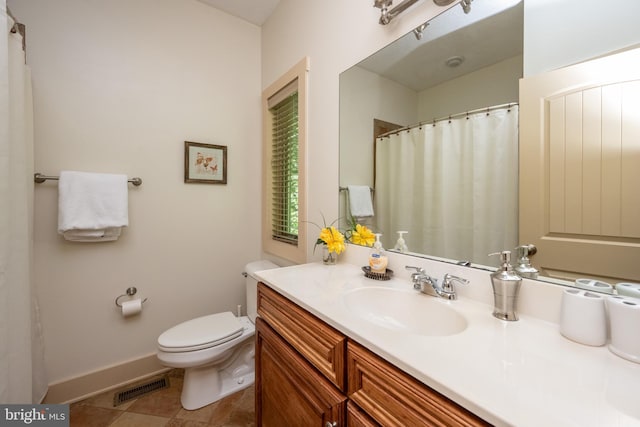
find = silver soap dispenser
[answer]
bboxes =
[489,251,522,321]
[514,244,538,279]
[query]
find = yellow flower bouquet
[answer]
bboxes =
[311,215,345,265]
[312,215,376,265]
[348,223,376,247]
[318,226,346,255]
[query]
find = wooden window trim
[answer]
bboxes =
[262,57,309,263]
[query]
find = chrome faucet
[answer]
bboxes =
[405,266,439,297]
[405,267,468,300]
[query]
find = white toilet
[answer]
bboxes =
[157,260,279,410]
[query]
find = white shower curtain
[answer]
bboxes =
[0,5,48,403]
[375,105,518,266]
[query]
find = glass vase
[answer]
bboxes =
[322,246,337,265]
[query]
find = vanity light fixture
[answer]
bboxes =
[373,0,393,7]
[374,0,472,25]
[373,0,420,25]
[373,0,394,25]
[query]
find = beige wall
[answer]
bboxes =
[417,55,522,120]
[8,0,262,384]
[339,66,419,190]
[338,65,418,231]
[523,0,640,76]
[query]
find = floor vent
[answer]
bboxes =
[113,375,170,406]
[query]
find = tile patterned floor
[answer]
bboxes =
[69,369,255,427]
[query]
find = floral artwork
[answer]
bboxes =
[184,141,227,184]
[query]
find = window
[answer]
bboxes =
[262,58,309,263]
[269,87,299,244]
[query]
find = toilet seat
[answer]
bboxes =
[158,312,244,352]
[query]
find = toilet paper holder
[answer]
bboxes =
[115,287,148,308]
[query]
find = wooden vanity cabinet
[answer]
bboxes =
[256,282,348,426]
[347,401,379,427]
[256,282,490,427]
[256,317,346,426]
[348,341,491,427]
[256,282,346,390]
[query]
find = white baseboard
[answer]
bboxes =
[43,353,170,404]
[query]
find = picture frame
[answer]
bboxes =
[184,141,227,184]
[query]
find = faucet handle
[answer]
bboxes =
[442,274,469,295]
[405,266,426,283]
[405,265,425,274]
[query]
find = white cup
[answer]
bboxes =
[606,296,640,363]
[559,289,607,346]
[616,282,640,300]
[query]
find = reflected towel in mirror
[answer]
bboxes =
[347,185,374,217]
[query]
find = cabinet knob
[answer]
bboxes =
[325,423,337,427]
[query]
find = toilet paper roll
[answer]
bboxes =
[559,289,607,346]
[121,299,143,317]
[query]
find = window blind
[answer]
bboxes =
[269,87,299,245]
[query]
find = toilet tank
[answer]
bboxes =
[244,260,279,323]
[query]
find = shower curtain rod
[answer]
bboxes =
[377,102,518,139]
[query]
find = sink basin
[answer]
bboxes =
[343,287,467,336]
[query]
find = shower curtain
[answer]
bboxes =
[0,5,48,403]
[375,105,518,266]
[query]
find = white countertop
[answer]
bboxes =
[256,262,640,427]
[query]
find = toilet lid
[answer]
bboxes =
[158,312,244,352]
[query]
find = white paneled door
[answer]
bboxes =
[519,47,640,283]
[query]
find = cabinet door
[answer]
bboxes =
[257,282,347,390]
[256,317,346,427]
[348,342,489,427]
[347,401,379,427]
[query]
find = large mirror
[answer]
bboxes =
[339,0,640,291]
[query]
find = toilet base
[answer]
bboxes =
[180,340,255,410]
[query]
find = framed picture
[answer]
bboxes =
[184,141,227,184]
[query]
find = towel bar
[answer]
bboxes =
[339,186,374,192]
[34,172,142,186]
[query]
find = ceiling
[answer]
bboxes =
[358,0,523,92]
[196,0,281,26]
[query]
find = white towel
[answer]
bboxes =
[57,171,129,242]
[347,185,374,218]
[62,227,122,242]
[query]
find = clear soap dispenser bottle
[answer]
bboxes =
[393,231,408,253]
[489,251,522,321]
